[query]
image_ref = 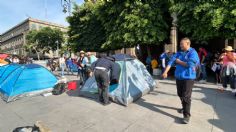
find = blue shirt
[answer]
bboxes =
[160,53,167,60]
[146,56,152,65]
[66,59,73,67]
[168,48,200,80]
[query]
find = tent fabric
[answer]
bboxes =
[0,54,8,59]
[80,56,156,106]
[112,54,134,61]
[0,64,58,102]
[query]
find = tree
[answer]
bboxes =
[25,30,41,60]
[67,0,171,52]
[97,0,171,49]
[170,0,236,40]
[67,1,106,52]
[25,27,65,60]
[36,27,64,52]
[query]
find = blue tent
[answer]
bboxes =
[0,64,58,102]
[80,54,157,106]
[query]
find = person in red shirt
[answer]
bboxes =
[198,47,208,83]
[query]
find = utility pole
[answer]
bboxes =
[61,0,72,16]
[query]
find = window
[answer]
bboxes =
[31,24,37,30]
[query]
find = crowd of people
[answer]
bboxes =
[0,54,33,65]
[159,38,236,124]
[145,45,236,94]
[47,51,98,85]
[47,51,118,105]
[144,42,236,124]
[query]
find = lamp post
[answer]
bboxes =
[61,0,72,16]
[170,12,178,53]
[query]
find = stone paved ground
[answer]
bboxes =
[0,73,235,132]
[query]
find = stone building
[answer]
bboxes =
[0,18,67,57]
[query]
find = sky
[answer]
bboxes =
[0,0,84,34]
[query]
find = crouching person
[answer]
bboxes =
[91,56,117,105]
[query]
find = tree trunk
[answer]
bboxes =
[147,47,151,57]
[36,51,40,60]
[33,47,40,60]
[106,51,110,56]
[124,48,127,54]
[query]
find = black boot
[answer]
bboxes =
[183,115,190,124]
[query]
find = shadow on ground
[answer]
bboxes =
[159,80,236,131]
[135,98,183,124]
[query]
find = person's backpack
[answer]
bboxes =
[52,83,66,95]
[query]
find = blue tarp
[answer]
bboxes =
[81,54,156,106]
[0,64,58,102]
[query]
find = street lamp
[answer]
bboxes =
[61,0,71,16]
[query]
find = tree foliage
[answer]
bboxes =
[36,27,64,51]
[68,0,236,51]
[67,0,171,51]
[67,1,106,52]
[170,0,236,40]
[97,0,171,49]
[25,27,64,60]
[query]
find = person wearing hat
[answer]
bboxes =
[77,50,88,85]
[91,56,118,105]
[219,46,236,95]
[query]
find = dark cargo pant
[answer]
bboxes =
[94,69,110,104]
[222,76,236,89]
[176,79,194,117]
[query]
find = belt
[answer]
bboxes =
[95,67,107,71]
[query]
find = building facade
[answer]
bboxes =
[0,18,67,56]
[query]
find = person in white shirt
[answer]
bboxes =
[59,55,66,77]
[12,56,19,64]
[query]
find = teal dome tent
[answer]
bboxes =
[80,54,157,106]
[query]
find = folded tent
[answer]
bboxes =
[0,64,58,102]
[80,54,157,106]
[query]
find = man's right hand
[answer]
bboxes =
[162,72,168,79]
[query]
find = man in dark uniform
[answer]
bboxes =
[91,56,117,105]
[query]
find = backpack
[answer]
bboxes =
[52,83,66,95]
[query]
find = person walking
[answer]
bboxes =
[59,55,66,77]
[66,57,74,75]
[198,47,208,83]
[162,38,200,124]
[219,46,236,95]
[91,56,117,105]
[211,51,222,85]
